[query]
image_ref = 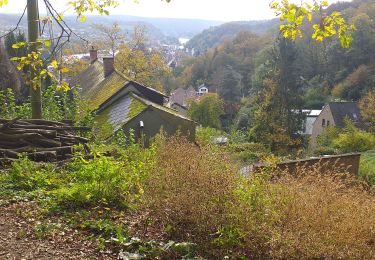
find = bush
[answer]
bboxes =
[359,150,375,186]
[195,126,223,146]
[7,156,61,192]
[316,121,375,154]
[53,144,155,210]
[333,128,375,153]
[143,137,239,244]
[142,137,375,258]
[270,172,375,259]
[229,142,268,163]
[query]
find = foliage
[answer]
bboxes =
[0,87,94,127]
[195,126,223,146]
[52,143,155,210]
[142,137,239,246]
[316,120,375,153]
[115,42,171,92]
[332,124,375,153]
[4,30,27,58]
[359,150,375,187]
[359,88,375,133]
[271,0,356,48]
[6,156,61,192]
[0,88,31,119]
[92,22,124,57]
[249,38,305,153]
[188,93,224,129]
[11,40,69,92]
[68,0,119,21]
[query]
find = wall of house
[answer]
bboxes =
[122,107,196,147]
[305,116,318,135]
[311,105,336,147]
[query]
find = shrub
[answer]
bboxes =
[53,144,155,210]
[316,121,375,154]
[333,129,375,153]
[359,150,375,186]
[270,172,375,259]
[7,156,61,192]
[142,137,375,258]
[143,137,239,244]
[195,126,223,146]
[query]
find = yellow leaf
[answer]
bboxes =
[51,60,58,68]
[79,15,86,22]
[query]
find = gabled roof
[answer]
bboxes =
[70,60,167,110]
[328,102,364,128]
[97,80,168,112]
[95,92,148,133]
[96,92,194,136]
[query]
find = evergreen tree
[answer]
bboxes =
[250,38,305,153]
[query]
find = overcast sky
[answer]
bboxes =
[1,0,350,21]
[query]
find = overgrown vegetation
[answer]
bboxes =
[2,135,375,258]
[315,119,375,154]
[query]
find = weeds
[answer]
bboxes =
[3,136,375,259]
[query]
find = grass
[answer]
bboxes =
[359,150,375,186]
[2,137,375,258]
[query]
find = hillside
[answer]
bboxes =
[0,14,222,46]
[186,19,280,53]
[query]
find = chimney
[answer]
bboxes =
[103,57,115,77]
[89,47,98,63]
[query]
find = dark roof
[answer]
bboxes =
[97,80,167,112]
[70,60,167,110]
[95,92,194,138]
[328,102,364,128]
[171,102,187,110]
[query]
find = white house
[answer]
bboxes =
[197,84,209,96]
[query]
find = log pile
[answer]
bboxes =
[0,118,90,164]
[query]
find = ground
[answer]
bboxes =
[0,201,116,259]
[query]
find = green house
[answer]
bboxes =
[70,51,196,145]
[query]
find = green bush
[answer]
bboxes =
[54,156,131,209]
[53,144,155,210]
[359,150,375,186]
[332,129,375,153]
[196,127,223,146]
[316,120,375,154]
[7,156,61,192]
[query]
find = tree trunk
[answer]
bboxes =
[27,0,42,119]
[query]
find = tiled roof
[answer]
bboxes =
[96,92,195,136]
[70,60,168,110]
[328,102,364,128]
[95,93,148,133]
[70,60,129,109]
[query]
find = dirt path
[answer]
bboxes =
[0,201,115,259]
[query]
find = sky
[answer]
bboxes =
[0,0,351,22]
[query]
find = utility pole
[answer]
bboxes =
[27,0,42,119]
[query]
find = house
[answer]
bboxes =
[311,102,364,147]
[170,102,188,117]
[197,84,209,96]
[70,49,196,145]
[301,110,322,135]
[170,86,196,107]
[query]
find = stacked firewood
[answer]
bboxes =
[0,118,90,163]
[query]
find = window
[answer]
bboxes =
[327,120,330,127]
[322,119,326,127]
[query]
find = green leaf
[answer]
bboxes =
[44,40,52,47]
